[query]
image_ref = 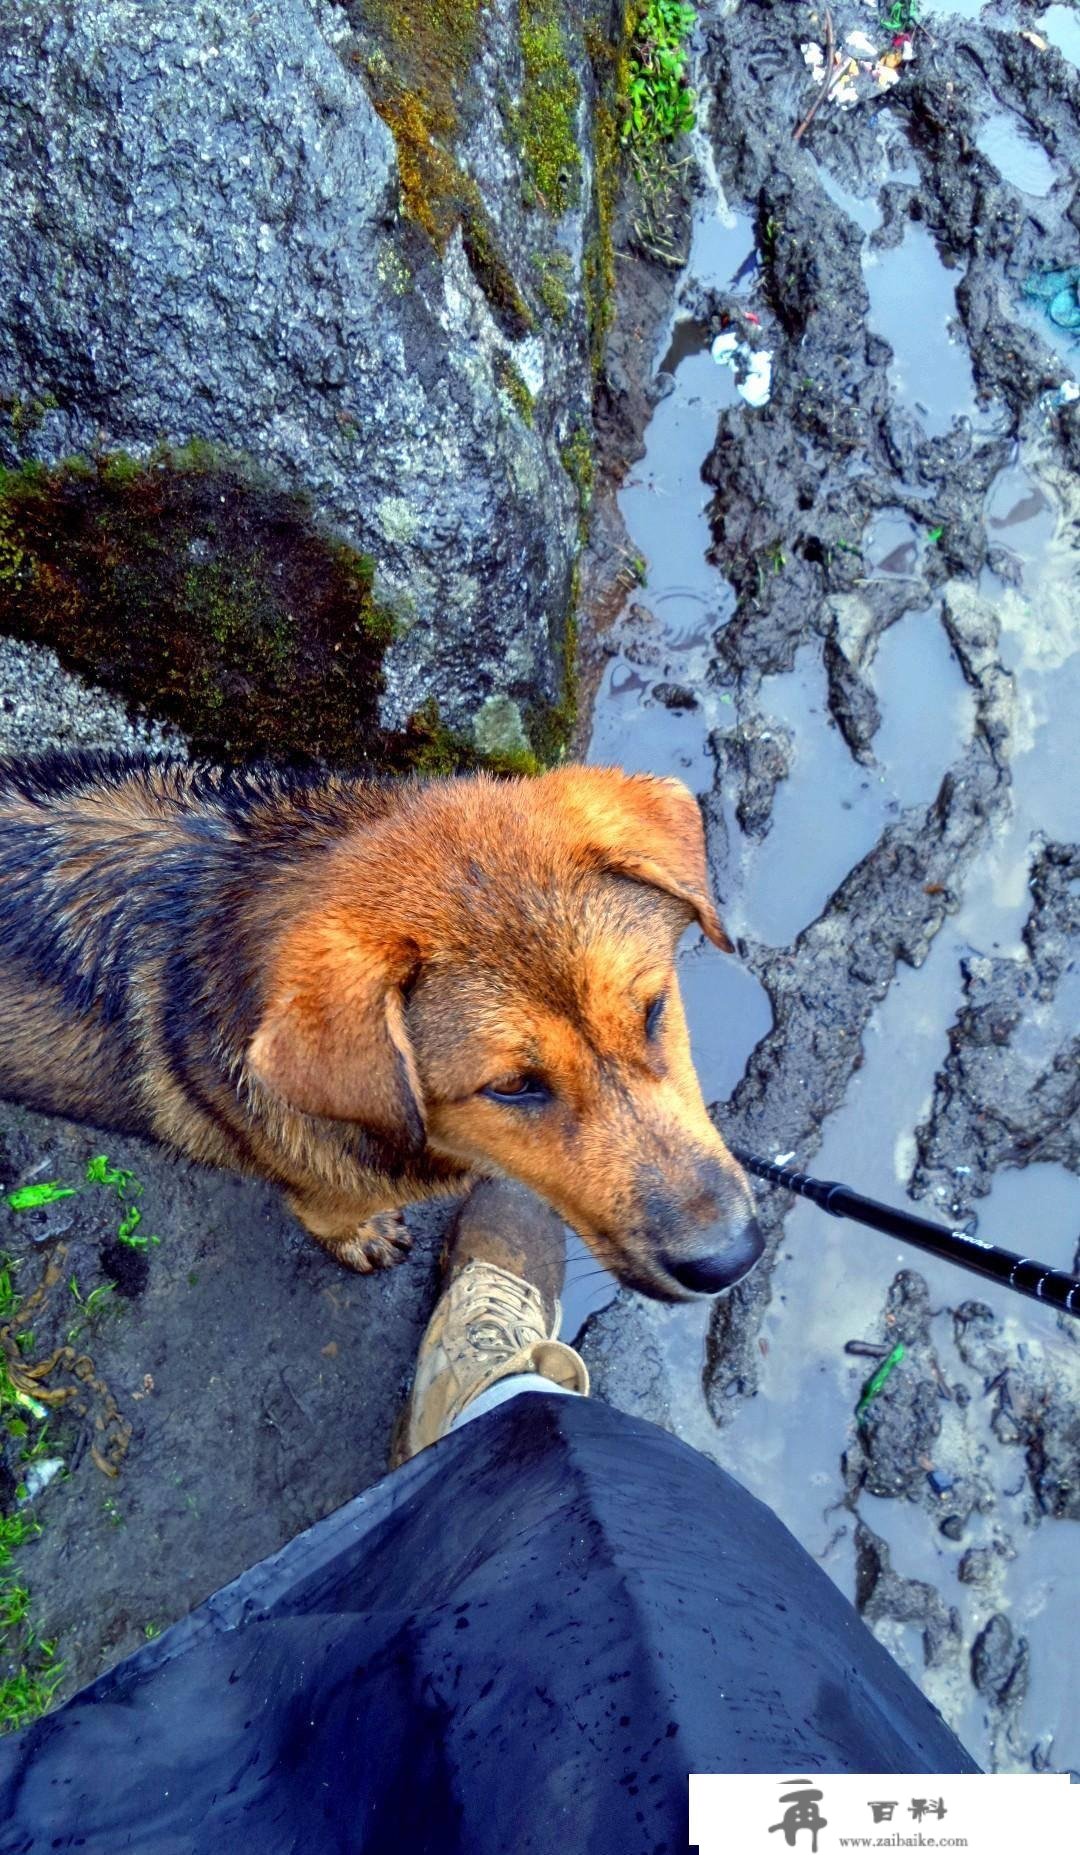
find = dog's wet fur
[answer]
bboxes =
[0,753,761,1301]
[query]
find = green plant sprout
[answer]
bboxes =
[0,1252,18,1319]
[881,2,919,32]
[4,1183,76,1212]
[0,1580,31,1633]
[856,1342,906,1417]
[0,1643,65,1734]
[0,1269,64,1734]
[622,3,697,155]
[66,1276,115,1343]
[84,1155,137,1196]
[115,1204,160,1251]
[0,1515,41,1570]
[4,1155,161,1253]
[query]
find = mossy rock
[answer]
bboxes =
[0,447,397,767]
[0,444,582,775]
[517,0,583,214]
[347,0,534,337]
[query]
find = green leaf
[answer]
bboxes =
[856,1342,906,1417]
[116,1204,141,1244]
[5,1183,76,1211]
[85,1155,140,1198]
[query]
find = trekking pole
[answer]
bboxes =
[730,1148,1080,1320]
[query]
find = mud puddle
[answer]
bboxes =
[864,223,979,436]
[1040,4,1080,64]
[976,112,1057,198]
[576,2,1080,1776]
[562,195,772,1337]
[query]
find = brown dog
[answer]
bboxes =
[0,754,760,1301]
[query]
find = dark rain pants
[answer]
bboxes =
[0,1393,977,1854]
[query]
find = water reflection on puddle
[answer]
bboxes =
[587,653,715,786]
[922,0,998,17]
[976,110,1056,197]
[690,202,758,295]
[989,468,1080,843]
[815,162,883,235]
[871,607,976,808]
[727,609,973,946]
[1039,3,1080,64]
[588,207,748,788]
[726,647,887,946]
[984,461,1057,580]
[863,222,978,435]
[576,15,1080,1777]
[865,507,923,578]
[615,345,739,613]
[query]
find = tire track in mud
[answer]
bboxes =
[582,0,1080,1774]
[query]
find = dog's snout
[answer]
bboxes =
[660,1214,764,1295]
[642,1155,764,1297]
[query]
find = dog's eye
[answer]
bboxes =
[482,1075,551,1106]
[644,995,666,1039]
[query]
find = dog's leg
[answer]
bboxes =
[285,1187,414,1274]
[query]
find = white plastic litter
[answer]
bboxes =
[711,331,773,408]
[19,1458,64,1502]
[741,349,773,408]
[711,331,739,362]
[799,18,916,117]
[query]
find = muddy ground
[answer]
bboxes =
[0,0,1078,1783]
[576,0,1080,1779]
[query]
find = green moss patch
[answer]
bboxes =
[494,353,535,426]
[531,249,573,321]
[0,447,398,766]
[560,424,593,537]
[525,565,579,765]
[398,696,541,776]
[583,13,634,372]
[348,1,533,336]
[517,0,583,214]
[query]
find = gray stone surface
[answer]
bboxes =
[0,0,630,1709]
[0,0,597,735]
[0,639,180,759]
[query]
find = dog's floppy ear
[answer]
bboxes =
[247,915,425,1140]
[554,768,733,953]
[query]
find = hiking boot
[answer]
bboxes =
[395,1179,589,1463]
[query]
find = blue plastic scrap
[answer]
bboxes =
[1023,266,1080,331]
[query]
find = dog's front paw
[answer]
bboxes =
[337,1210,413,1273]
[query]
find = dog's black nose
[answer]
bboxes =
[661,1217,764,1294]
